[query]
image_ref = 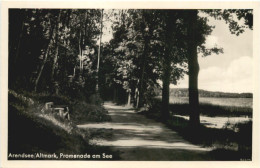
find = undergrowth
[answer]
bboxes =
[8,90,118,160]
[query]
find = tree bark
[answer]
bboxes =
[79,31,82,73]
[34,29,54,92]
[138,38,149,108]
[161,11,176,120]
[127,90,131,106]
[138,62,145,108]
[113,87,117,102]
[161,62,171,120]
[187,10,200,127]
[34,11,60,92]
[51,10,61,82]
[51,45,59,81]
[96,9,104,92]
[134,87,139,107]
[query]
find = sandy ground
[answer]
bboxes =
[77,102,213,160]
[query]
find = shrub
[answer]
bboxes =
[71,101,111,124]
[89,94,104,106]
[8,90,119,159]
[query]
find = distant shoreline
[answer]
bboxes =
[155,88,253,98]
[155,96,253,108]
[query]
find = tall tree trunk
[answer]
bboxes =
[84,11,88,44]
[51,45,59,81]
[113,87,117,102]
[127,90,131,106]
[134,87,139,107]
[161,12,176,120]
[187,10,200,127]
[138,64,145,108]
[96,9,104,92]
[138,38,149,108]
[51,10,61,82]
[34,11,60,92]
[161,55,171,120]
[79,31,82,73]
[34,37,53,92]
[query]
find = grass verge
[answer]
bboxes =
[8,90,119,160]
[169,103,252,117]
[139,101,252,161]
[153,97,252,117]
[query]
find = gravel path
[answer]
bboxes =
[78,102,213,160]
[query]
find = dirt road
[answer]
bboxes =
[77,102,213,160]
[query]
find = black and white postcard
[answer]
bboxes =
[1,1,260,168]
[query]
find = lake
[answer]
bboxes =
[174,114,252,131]
[155,96,253,130]
[166,96,253,130]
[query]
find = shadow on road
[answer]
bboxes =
[77,102,213,160]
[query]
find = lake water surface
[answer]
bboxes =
[167,97,253,130]
[155,96,253,130]
[174,115,251,131]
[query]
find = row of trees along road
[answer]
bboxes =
[9,9,252,127]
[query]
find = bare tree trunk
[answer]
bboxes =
[34,36,53,92]
[96,9,104,92]
[85,10,88,41]
[51,45,59,81]
[138,63,145,108]
[79,31,82,73]
[113,87,117,102]
[51,10,61,82]
[161,12,176,120]
[187,10,200,127]
[138,38,149,108]
[136,90,139,108]
[161,58,171,120]
[127,90,131,106]
[134,87,139,107]
[34,11,61,92]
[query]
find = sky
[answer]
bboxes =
[171,14,253,93]
[102,10,253,93]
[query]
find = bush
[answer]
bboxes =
[235,121,252,150]
[13,90,111,124]
[89,94,104,106]
[8,90,119,160]
[24,92,72,105]
[8,103,88,155]
[71,101,111,124]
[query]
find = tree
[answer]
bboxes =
[186,10,200,126]
[105,9,187,113]
[9,9,103,98]
[34,10,61,92]
[96,9,104,92]
[185,9,252,127]
[102,10,161,106]
[159,10,187,120]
